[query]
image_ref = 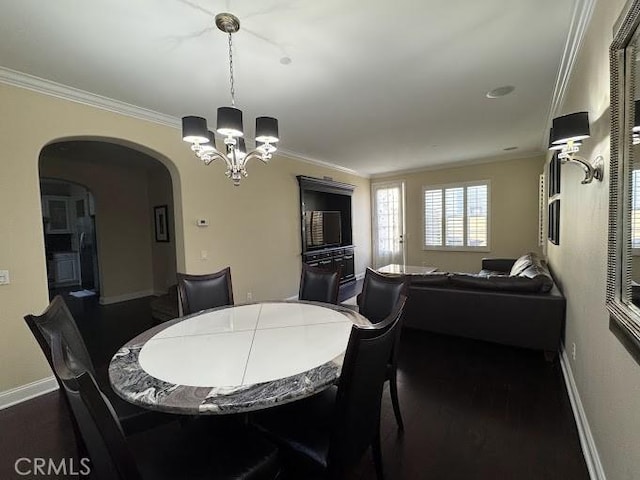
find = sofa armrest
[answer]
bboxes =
[481,258,516,273]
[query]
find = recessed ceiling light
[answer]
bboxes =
[280,56,292,65]
[486,85,515,98]
[503,146,518,151]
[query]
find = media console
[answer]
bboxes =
[297,176,355,284]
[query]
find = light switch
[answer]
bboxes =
[0,270,10,285]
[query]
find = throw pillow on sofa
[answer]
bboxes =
[509,252,539,276]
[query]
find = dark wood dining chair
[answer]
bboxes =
[24,296,170,448]
[48,332,280,480]
[357,268,408,430]
[298,263,342,304]
[252,296,407,480]
[176,267,234,315]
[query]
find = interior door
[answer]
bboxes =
[372,182,405,268]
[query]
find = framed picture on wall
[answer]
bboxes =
[154,205,170,243]
[549,153,561,196]
[548,199,560,245]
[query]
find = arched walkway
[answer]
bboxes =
[38,138,180,304]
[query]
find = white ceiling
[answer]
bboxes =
[0,0,578,175]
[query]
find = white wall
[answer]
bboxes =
[547,0,640,478]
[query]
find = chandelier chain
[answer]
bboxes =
[228,32,236,107]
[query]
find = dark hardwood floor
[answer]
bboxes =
[1,284,589,479]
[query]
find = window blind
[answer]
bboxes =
[424,182,489,249]
[424,189,443,246]
[445,187,464,247]
[467,184,488,247]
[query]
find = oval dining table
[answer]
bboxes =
[109,301,369,415]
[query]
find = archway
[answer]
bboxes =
[38,139,178,306]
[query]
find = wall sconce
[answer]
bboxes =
[548,112,603,184]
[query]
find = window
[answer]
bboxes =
[423,181,490,250]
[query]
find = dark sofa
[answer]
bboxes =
[402,253,565,358]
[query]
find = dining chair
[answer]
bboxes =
[252,295,407,480]
[24,296,169,444]
[357,268,408,430]
[48,332,280,480]
[176,267,234,315]
[298,263,342,304]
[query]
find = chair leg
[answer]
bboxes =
[389,372,404,431]
[372,427,384,480]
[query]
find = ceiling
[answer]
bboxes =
[0,0,578,175]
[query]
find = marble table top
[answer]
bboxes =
[109,301,369,415]
[377,264,438,275]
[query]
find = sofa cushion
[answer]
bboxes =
[478,269,505,277]
[450,273,543,292]
[518,263,554,293]
[409,272,450,287]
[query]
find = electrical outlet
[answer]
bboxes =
[571,342,576,361]
[0,270,9,285]
[247,292,253,302]
[200,250,208,260]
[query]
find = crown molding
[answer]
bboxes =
[0,66,180,127]
[370,149,545,179]
[276,148,365,177]
[0,66,367,177]
[541,0,597,148]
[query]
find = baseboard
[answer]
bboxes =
[356,271,365,281]
[99,289,155,305]
[0,376,58,411]
[153,289,168,297]
[559,346,607,480]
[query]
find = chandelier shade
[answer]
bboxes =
[182,116,209,144]
[550,112,590,144]
[217,107,244,137]
[255,117,280,143]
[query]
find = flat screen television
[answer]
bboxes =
[304,211,342,249]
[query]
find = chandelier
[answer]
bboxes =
[181,13,280,186]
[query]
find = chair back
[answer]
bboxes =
[177,267,234,315]
[24,295,96,380]
[358,268,407,324]
[298,263,342,304]
[328,295,407,473]
[50,333,142,480]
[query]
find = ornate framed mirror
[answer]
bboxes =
[608,0,640,357]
